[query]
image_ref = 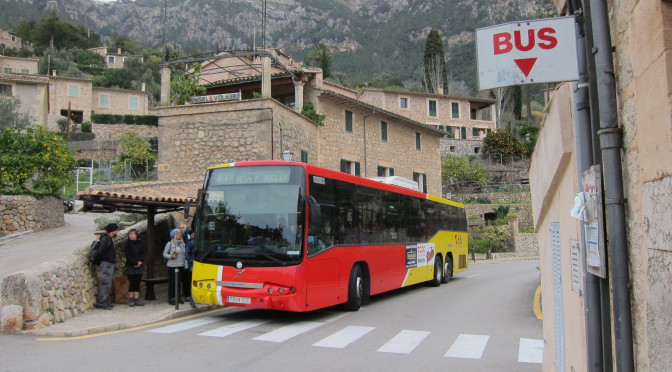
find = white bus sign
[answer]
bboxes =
[476,16,579,90]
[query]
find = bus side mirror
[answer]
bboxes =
[308,196,321,225]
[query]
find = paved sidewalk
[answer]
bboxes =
[23,286,219,338]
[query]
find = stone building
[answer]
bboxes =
[531,1,672,371]
[0,28,22,51]
[88,46,139,69]
[0,55,150,130]
[357,89,497,157]
[157,50,444,195]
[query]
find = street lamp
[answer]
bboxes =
[281,148,293,161]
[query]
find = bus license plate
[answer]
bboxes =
[227,296,251,304]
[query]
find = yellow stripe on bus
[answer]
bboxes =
[426,194,465,208]
[208,162,236,170]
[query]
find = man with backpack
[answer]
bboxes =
[95,223,119,310]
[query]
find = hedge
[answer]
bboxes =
[91,114,158,126]
[68,132,96,141]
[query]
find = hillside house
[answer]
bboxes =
[88,46,141,69]
[0,55,149,130]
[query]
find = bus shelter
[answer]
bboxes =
[78,179,201,300]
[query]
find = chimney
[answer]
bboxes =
[52,70,57,77]
[141,82,146,92]
[117,46,122,55]
[437,85,444,95]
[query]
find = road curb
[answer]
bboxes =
[0,230,34,246]
[25,304,219,338]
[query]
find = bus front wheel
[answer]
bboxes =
[442,256,453,284]
[430,257,443,287]
[344,265,364,311]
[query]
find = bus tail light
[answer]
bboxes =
[268,287,274,294]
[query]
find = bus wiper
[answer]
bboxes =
[199,244,231,261]
[259,253,287,265]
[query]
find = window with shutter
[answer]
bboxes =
[345,110,353,132]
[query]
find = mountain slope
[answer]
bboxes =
[0,0,555,91]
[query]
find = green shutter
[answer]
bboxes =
[301,150,308,163]
[461,127,467,139]
[422,174,427,193]
[377,166,384,177]
[452,102,459,118]
[390,168,394,176]
[413,172,419,182]
[473,127,479,136]
[340,159,347,173]
[381,121,387,141]
[345,110,353,132]
[487,128,492,135]
[355,162,361,176]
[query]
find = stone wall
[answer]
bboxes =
[464,203,534,231]
[0,196,63,234]
[69,123,158,161]
[454,191,532,204]
[440,138,484,157]
[0,214,173,332]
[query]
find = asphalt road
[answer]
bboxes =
[0,260,542,371]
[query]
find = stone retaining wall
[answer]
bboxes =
[1,196,63,234]
[465,203,534,231]
[0,214,173,333]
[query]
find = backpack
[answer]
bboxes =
[89,235,104,266]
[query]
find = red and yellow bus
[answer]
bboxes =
[190,161,468,311]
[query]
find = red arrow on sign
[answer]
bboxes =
[514,58,537,77]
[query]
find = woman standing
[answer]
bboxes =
[163,228,186,305]
[124,229,146,307]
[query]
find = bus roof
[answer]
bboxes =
[206,160,464,208]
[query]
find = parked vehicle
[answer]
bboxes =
[63,198,74,213]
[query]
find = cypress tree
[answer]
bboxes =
[422,29,448,94]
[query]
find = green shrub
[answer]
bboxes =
[123,114,135,124]
[476,196,491,204]
[68,132,95,141]
[469,239,490,254]
[57,118,68,132]
[81,121,92,133]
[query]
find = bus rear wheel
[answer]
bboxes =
[442,256,453,284]
[430,257,442,287]
[344,265,364,311]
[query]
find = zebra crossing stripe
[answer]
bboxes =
[146,317,221,334]
[253,321,324,343]
[377,330,430,354]
[444,334,490,359]
[313,325,375,349]
[518,338,544,364]
[198,319,270,338]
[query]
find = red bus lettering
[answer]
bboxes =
[514,29,536,52]
[493,32,513,55]
[537,27,558,49]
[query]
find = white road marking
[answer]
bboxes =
[444,334,490,359]
[146,317,221,334]
[377,330,430,354]
[313,325,375,349]
[464,274,482,278]
[518,338,544,364]
[198,319,270,338]
[253,321,324,343]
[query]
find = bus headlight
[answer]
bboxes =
[268,287,274,294]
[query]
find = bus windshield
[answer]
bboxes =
[195,165,306,267]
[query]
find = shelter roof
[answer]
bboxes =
[78,179,201,213]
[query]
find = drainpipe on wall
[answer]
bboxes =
[589,0,635,370]
[569,3,604,370]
